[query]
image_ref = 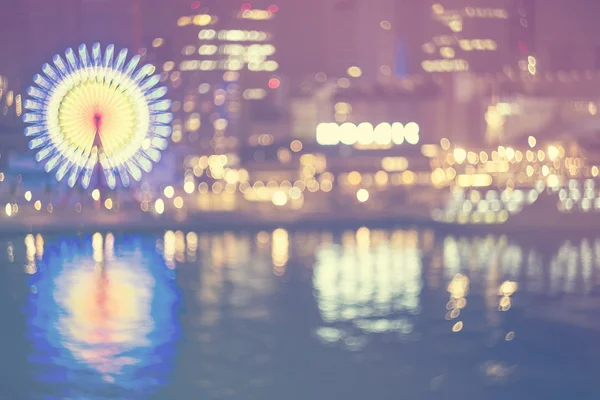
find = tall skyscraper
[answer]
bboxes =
[532,1,600,72]
[413,1,514,74]
[275,0,401,83]
[148,0,280,153]
[509,0,535,61]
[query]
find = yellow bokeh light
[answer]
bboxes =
[272,191,288,206]
[440,46,455,59]
[173,196,184,209]
[164,186,175,198]
[432,3,444,14]
[104,198,113,210]
[402,170,416,184]
[193,14,212,26]
[357,189,369,203]
[380,20,392,30]
[177,16,192,26]
[337,78,350,88]
[185,117,201,132]
[347,66,362,78]
[440,138,450,150]
[163,61,175,72]
[453,148,467,164]
[184,181,195,194]
[155,199,165,214]
[347,171,362,185]
[548,145,560,161]
[452,321,463,332]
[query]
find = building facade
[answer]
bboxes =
[144,0,281,154]
[408,0,515,75]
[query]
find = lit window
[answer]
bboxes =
[198,44,217,55]
[177,16,192,26]
[182,45,196,55]
[379,65,391,76]
[242,88,267,100]
[198,83,210,93]
[448,19,462,32]
[198,29,216,40]
[432,3,444,14]
[223,71,239,82]
[380,20,392,30]
[459,40,472,51]
[422,43,436,54]
[440,47,455,59]
[337,78,350,88]
[193,14,212,26]
[163,61,175,71]
[335,102,351,114]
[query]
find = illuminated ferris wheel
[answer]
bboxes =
[22,43,173,190]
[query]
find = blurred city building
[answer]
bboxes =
[3,0,600,222]
[532,1,599,73]
[0,75,25,167]
[277,0,401,83]
[143,0,281,156]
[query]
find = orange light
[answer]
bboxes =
[268,78,280,89]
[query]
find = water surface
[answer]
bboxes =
[1,228,600,399]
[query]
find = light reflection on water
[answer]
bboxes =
[24,234,180,398]
[2,228,600,398]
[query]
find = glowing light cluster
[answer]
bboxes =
[464,7,508,19]
[432,187,538,225]
[316,122,420,146]
[237,9,274,20]
[23,43,172,189]
[177,14,216,27]
[179,60,278,72]
[198,29,269,42]
[558,179,600,213]
[243,88,267,100]
[179,43,277,73]
[458,39,497,51]
[422,59,469,72]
